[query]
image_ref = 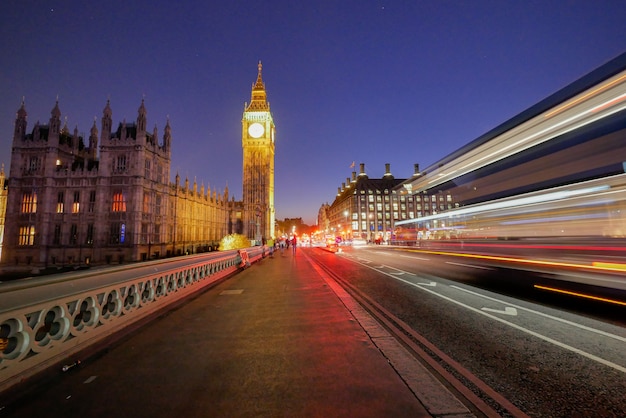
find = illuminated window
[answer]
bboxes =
[18,225,35,246]
[143,192,150,213]
[56,192,64,213]
[72,191,80,213]
[21,192,37,213]
[112,192,126,212]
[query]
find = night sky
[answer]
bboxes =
[1,1,625,225]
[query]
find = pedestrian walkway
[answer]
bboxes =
[3,247,471,418]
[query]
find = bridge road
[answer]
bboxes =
[1,247,470,418]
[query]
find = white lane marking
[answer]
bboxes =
[418,281,437,287]
[446,262,494,270]
[410,281,626,373]
[399,254,430,261]
[378,264,415,275]
[482,307,518,316]
[451,285,626,342]
[84,376,97,384]
[352,262,626,374]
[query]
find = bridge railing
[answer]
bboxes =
[0,246,268,393]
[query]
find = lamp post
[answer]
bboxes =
[343,210,348,240]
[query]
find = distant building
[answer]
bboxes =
[325,163,455,243]
[2,99,238,273]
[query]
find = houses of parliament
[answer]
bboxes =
[0,63,276,273]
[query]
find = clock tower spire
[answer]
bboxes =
[241,61,276,242]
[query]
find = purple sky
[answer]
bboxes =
[1,1,625,225]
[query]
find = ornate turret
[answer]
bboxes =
[89,118,98,159]
[245,61,270,112]
[163,117,172,154]
[13,99,27,142]
[101,99,112,142]
[137,98,147,135]
[49,100,61,138]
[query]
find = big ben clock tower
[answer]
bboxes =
[242,61,276,242]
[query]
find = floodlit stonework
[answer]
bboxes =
[2,99,241,273]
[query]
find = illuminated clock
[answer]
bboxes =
[248,122,264,138]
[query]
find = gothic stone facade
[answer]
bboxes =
[2,100,239,272]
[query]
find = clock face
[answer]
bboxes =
[248,122,265,138]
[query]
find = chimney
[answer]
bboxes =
[359,163,366,176]
[384,163,391,177]
[351,171,356,182]
[337,187,341,196]
[413,163,420,176]
[346,177,351,187]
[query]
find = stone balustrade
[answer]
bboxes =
[0,246,267,392]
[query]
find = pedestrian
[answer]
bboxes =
[280,238,285,255]
[291,235,297,255]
